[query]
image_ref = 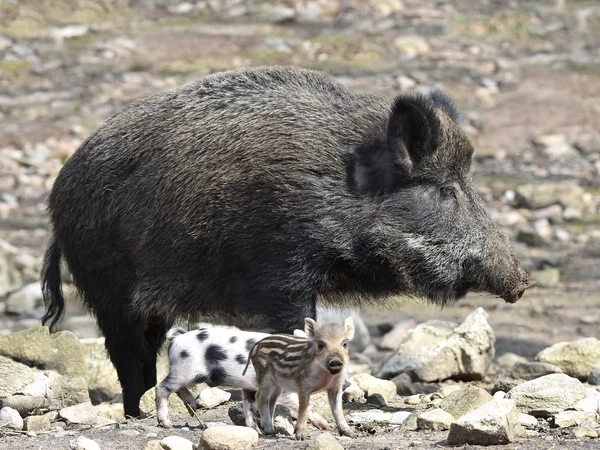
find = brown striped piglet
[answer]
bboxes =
[246,317,355,440]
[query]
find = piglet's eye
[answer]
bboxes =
[440,186,458,200]
[317,341,326,351]
[342,341,348,349]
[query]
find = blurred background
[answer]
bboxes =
[0,0,599,359]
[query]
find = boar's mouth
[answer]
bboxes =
[499,277,537,304]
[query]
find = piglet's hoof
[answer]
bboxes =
[295,432,305,441]
[340,427,355,438]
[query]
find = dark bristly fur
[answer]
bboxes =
[40,65,535,418]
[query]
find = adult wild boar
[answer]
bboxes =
[41,66,534,417]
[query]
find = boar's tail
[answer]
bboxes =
[166,328,187,341]
[41,238,65,332]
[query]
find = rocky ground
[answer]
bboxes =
[1,0,600,449]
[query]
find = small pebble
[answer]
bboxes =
[367,393,387,406]
[26,431,36,437]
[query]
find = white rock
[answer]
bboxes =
[389,411,411,425]
[572,388,600,414]
[197,387,231,409]
[347,410,392,424]
[59,402,98,425]
[198,425,259,450]
[160,435,195,450]
[416,409,454,431]
[494,391,506,400]
[553,410,597,428]
[0,356,34,397]
[379,320,416,350]
[393,36,430,57]
[448,399,518,445]
[536,338,600,380]
[69,436,101,450]
[377,308,494,382]
[348,374,395,402]
[342,382,365,403]
[0,406,23,430]
[518,413,538,429]
[305,432,344,450]
[20,372,52,398]
[506,374,586,417]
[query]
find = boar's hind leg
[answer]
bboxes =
[142,319,169,391]
[261,293,317,334]
[99,308,157,418]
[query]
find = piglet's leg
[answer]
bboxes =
[294,383,311,441]
[177,387,198,415]
[257,381,276,435]
[242,389,256,428]
[155,384,173,429]
[327,382,354,438]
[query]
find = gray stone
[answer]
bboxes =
[0,395,49,416]
[536,338,600,380]
[140,384,200,416]
[379,320,416,350]
[506,374,586,417]
[198,425,259,450]
[518,413,538,429]
[492,380,523,394]
[391,373,416,396]
[93,403,124,422]
[515,182,586,212]
[399,412,419,431]
[496,352,527,368]
[342,382,365,403]
[416,409,454,431]
[0,355,34,397]
[448,399,518,445]
[59,402,97,425]
[571,426,598,439]
[80,338,121,403]
[0,406,23,430]
[347,411,392,424]
[440,387,493,419]
[0,327,52,367]
[305,432,344,450]
[511,361,563,380]
[530,268,560,288]
[367,393,386,406]
[316,307,370,353]
[516,225,547,246]
[0,239,23,297]
[197,387,231,409]
[347,374,395,403]
[393,36,430,57]
[144,442,163,450]
[553,410,597,428]
[23,415,51,433]
[589,367,600,385]
[227,404,246,426]
[377,308,494,382]
[572,388,600,414]
[160,436,195,450]
[69,436,101,450]
[5,282,43,315]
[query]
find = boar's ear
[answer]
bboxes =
[346,139,407,196]
[304,318,317,338]
[386,94,439,170]
[347,94,439,196]
[343,317,355,341]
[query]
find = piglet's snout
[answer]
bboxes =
[326,356,345,375]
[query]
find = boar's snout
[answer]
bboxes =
[499,255,536,303]
[480,244,536,304]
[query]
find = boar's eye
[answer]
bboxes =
[440,185,458,201]
[317,341,326,351]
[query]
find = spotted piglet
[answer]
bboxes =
[155,326,330,430]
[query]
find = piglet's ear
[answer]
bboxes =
[304,318,317,338]
[344,317,355,341]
